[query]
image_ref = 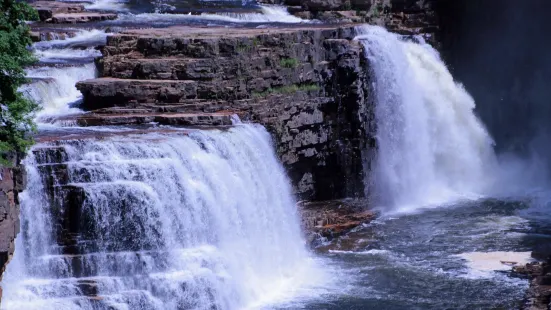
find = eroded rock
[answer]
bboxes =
[298,199,375,246]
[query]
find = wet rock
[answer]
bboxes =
[50,13,117,24]
[32,1,85,21]
[256,0,439,44]
[514,261,551,309]
[0,157,25,287]
[298,199,375,245]
[58,112,235,127]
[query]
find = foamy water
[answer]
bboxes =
[113,5,305,24]
[355,25,497,211]
[456,251,533,277]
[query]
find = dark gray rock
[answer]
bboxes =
[78,25,374,200]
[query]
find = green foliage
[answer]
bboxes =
[369,4,384,18]
[252,84,320,98]
[252,37,260,47]
[0,0,39,164]
[280,57,299,69]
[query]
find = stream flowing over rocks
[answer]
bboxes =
[0,0,550,309]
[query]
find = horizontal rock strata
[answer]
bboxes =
[31,1,118,24]
[77,25,375,200]
[259,0,440,44]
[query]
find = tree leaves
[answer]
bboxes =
[0,0,39,163]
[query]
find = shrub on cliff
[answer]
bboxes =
[0,0,39,165]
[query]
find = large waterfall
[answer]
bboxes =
[355,26,498,210]
[2,125,322,309]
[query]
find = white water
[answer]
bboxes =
[2,125,324,310]
[114,5,304,24]
[23,64,96,123]
[355,26,498,210]
[33,30,107,51]
[86,0,129,12]
[22,30,103,125]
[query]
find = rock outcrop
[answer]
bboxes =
[299,199,375,245]
[514,247,551,310]
[76,25,374,200]
[0,157,26,297]
[258,0,440,44]
[31,1,117,24]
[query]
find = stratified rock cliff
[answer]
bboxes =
[0,157,26,296]
[76,25,374,200]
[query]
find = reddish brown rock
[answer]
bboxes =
[0,157,26,288]
[32,1,85,21]
[299,199,375,243]
[514,261,551,309]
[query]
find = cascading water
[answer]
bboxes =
[21,30,103,125]
[2,125,323,309]
[113,5,304,25]
[23,64,96,122]
[355,25,498,210]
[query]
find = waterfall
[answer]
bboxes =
[23,64,96,123]
[1,125,323,310]
[113,5,304,24]
[355,26,498,210]
[21,30,103,125]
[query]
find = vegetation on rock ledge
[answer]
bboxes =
[252,84,321,98]
[0,0,39,165]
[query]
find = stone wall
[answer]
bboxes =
[76,25,374,200]
[0,157,26,297]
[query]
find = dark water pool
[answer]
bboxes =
[282,194,551,310]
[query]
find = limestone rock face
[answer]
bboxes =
[77,25,375,200]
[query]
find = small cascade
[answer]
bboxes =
[113,5,304,24]
[2,125,322,310]
[23,64,97,122]
[33,30,107,51]
[21,30,104,126]
[211,5,304,23]
[355,25,498,210]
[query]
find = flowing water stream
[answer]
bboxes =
[2,1,550,309]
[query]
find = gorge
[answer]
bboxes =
[0,0,550,309]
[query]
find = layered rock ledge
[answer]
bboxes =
[31,1,117,24]
[258,0,440,43]
[77,25,375,200]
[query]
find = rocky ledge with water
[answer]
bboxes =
[5,0,550,309]
[75,24,374,201]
